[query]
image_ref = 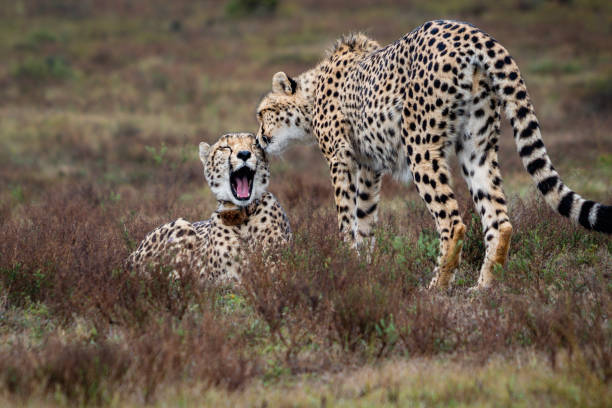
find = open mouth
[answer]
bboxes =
[230,166,255,201]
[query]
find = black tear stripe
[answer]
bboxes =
[537,176,558,195]
[578,200,595,230]
[557,192,574,218]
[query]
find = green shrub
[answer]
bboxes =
[12,55,75,81]
[225,0,278,17]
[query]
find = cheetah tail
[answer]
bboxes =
[480,41,612,234]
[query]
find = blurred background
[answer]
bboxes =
[0,0,610,224]
[0,2,610,404]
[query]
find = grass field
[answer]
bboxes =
[0,0,611,406]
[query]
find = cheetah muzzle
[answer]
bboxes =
[230,165,256,201]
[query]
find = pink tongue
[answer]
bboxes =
[236,176,250,198]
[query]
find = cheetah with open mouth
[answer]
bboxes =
[126,132,291,282]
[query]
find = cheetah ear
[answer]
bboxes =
[199,142,210,164]
[272,71,297,95]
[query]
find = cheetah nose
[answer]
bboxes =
[237,150,251,161]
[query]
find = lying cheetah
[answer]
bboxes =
[126,133,291,282]
[254,20,611,290]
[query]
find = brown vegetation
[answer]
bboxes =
[1,184,610,404]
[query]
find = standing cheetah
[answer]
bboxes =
[126,133,291,282]
[254,20,611,290]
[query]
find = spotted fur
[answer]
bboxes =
[126,133,291,282]
[255,20,611,290]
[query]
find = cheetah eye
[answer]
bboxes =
[257,109,268,120]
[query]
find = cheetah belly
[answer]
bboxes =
[342,75,412,184]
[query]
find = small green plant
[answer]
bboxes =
[109,191,121,203]
[262,357,289,384]
[12,55,75,81]
[145,143,168,165]
[416,229,439,260]
[375,315,399,357]
[13,29,58,51]
[391,235,408,264]
[1,264,52,306]
[26,29,57,48]
[10,185,24,203]
[120,215,137,252]
[217,292,248,313]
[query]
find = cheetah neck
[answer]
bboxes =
[297,45,374,117]
[216,200,259,226]
[295,67,323,125]
[297,67,318,107]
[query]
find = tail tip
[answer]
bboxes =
[592,204,612,234]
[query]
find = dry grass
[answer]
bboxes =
[1,186,610,405]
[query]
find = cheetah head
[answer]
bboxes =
[199,132,269,207]
[256,72,312,155]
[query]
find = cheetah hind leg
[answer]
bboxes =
[427,223,466,290]
[408,146,467,291]
[457,71,513,291]
[475,223,512,289]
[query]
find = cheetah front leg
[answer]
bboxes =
[326,151,358,243]
[353,164,382,255]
